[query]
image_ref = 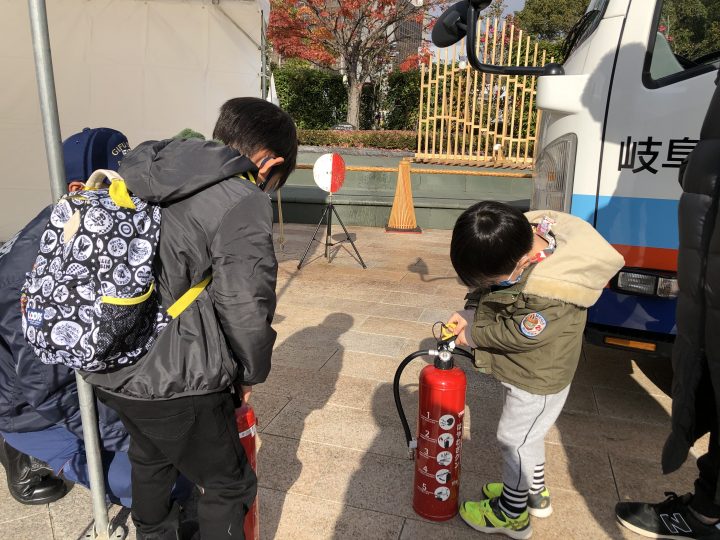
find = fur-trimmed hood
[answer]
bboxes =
[522,210,625,308]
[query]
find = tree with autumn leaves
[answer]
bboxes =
[268,0,446,128]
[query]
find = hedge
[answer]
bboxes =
[384,69,421,131]
[274,60,382,130]
[273,60,347,129]
[273,61,423,131]
[299,130,417,151]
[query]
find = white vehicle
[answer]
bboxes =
[434,0,720,354]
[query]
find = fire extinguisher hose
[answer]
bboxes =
[393,351,430,454]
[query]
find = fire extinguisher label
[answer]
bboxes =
[453,425,463,471]
[238,425,257,439]
[434,487,451,501]
[435,469,451,484]
[438,433,454,448]
[412,366,467,520]
[439,414,456,430]
[436,451,453,466]
[418,466,436,480]
[416,413,463,487]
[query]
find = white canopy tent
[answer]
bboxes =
[3,1,269,537]
[0,0,269,240]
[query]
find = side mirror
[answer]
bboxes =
[432,1,491,47]
[431,0,564,77]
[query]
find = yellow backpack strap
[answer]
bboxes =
[167,277,212,319]
[85,169,136,209]
[238,172,256,185]
[108,180,136,209]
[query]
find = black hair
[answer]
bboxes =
[213,97,298,189]
[450,201,533,288]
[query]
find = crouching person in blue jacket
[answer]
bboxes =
[0,128,136,506]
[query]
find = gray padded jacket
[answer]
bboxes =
[84,138,277,400]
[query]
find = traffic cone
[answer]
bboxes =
[386,160,422,233]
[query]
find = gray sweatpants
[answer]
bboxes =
[497,382,571,491]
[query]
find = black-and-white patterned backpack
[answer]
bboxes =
[21,170,168,372]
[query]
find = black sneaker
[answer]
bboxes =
[615,492,720,539]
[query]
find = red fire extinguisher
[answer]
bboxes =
[236,403,260,540]
[394,323,473,521]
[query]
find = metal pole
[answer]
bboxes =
[325,198,333,260]
[76,374,110,538]
[27,2,117,539]
[261,10,268,99]
[27,0,65,201]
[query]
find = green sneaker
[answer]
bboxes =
[459,498,532,539]
[482,483,553,518]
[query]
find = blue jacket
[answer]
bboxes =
[0,207,127,452]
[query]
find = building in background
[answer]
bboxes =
[392,0,423,67]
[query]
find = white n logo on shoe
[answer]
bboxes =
[660,513,692,534]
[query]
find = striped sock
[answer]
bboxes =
[499,484,528,518]
[530,463,545,494]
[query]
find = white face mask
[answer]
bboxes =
[496,257,526,287]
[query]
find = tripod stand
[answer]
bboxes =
[297,195,367,270]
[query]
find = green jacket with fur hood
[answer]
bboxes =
[469,210,624,395]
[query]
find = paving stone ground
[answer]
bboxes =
[0,224,699,539]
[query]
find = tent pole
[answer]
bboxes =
[261,10,268,99]
[27,1,116,539]
[27,0,65,202]
[76,373,112,539]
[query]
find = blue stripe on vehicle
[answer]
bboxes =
[570,194,678,250]
[570,194,598,224]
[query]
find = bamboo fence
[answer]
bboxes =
[415,18,551,168]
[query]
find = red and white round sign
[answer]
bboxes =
[313,153,346,193]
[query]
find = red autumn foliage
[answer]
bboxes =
[268,0,447,124]
[399,44,432,72]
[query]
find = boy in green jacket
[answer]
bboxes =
[447,201,624,539]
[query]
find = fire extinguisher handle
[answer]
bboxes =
[393,350,430,456]
[454,347,475,361]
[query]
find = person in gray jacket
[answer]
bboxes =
[88,98,297,540]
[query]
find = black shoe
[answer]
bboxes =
[29,455,54,477]
[0,439,67,505]
[616,492,720,539]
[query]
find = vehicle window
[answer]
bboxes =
[562,0,610,59]
[648,0,720,81]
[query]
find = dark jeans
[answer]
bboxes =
[98,389,255,539]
